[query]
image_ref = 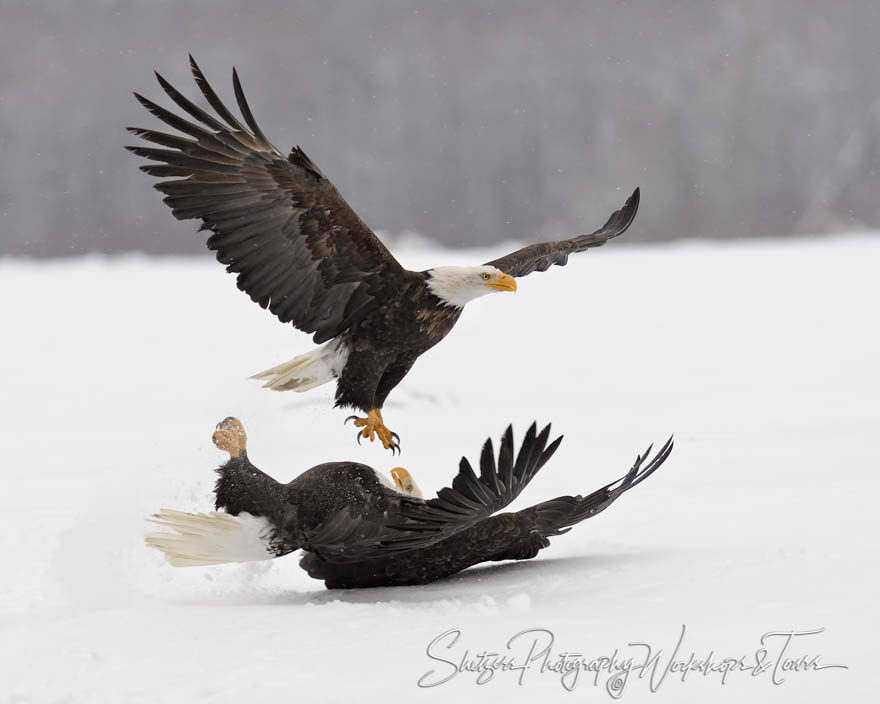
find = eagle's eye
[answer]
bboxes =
[481,272,491,280]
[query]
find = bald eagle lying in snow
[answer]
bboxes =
[127,57,640,452]
[146,417,673,589]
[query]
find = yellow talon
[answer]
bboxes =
[212,417,247,458]
[347,409,399,451]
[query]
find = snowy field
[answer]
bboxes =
[1,235,877,702]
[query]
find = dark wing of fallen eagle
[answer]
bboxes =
[300,435,674,587]
[484,187,640,277]
[302,423,562,564]
[385,424,672,550]
[126,55,413,344]
[381,422,566,550]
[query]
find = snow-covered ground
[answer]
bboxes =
[1,236,876,702]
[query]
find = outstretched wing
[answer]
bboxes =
[381,422,564,551]
[126,56,414,344]
[302,423,562,563]
[484,188,640,278]
[526,435,674,538]
[298,436,674,587]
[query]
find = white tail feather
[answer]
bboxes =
[250,339,349,392]
[145,509,277,567]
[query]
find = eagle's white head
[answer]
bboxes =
[425,265,517,308]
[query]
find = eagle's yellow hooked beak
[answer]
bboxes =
[390,467,412,490]
[484,272,517,293]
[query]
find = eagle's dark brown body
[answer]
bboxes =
[214,453,421,560]
[334,279,461,411]
[299,510,554,589]
[182,419,673,588]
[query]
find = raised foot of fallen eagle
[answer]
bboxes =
[212,416,247,458]
[344,409,401,454]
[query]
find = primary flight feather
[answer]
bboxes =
[127,57,640,452]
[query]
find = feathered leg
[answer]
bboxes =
[145,417,299,567]
[337,353,402,453]
[210,417,290,519]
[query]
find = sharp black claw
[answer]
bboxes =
[356,429,363,445]
[390,431,401,445]
[344,415,359,425]
[211,434,219,445]
[216,416,237,430]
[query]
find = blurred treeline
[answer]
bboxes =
[1,0,879,256]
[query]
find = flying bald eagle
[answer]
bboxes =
[127,57,640,452]
[145,417,673,588]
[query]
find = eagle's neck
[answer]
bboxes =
[425,266,493,308]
